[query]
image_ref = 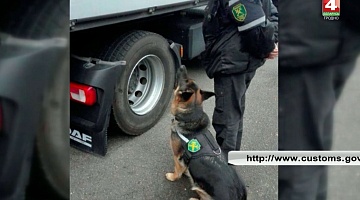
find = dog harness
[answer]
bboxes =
[175,128,222,164]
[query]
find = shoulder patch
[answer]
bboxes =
[187,139,201,153]
[232,3,247,22]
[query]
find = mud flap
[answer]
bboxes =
[70,56,124,156]
[70,114,109,156]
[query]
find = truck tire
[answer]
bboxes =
[101,30,175,135]
[33,54,69,200]
[1,0,69,199]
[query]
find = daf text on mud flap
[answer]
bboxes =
[70,128,92,148]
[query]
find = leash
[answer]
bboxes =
[175,128,190,143]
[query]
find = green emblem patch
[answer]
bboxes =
[232,3,247,22]
[187,139,201,153]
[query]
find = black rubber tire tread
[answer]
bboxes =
[100,30,175,135]
[32,52,69,200]
[100,31,150,61]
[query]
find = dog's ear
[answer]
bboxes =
[200,90,215,101]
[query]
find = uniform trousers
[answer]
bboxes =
[212,71,256,160]
[278,58,357,200]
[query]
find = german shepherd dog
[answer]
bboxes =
[166,65,247,200]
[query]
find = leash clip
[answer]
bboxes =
[213,148,222,155]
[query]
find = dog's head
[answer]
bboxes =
[171,65,215,116]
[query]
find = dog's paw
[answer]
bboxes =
[165,173,178,181]
[189,198,199,200]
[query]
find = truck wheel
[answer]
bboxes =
[31,54,69,200]
[101,30,175,135]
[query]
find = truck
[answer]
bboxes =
[70,0,209,156]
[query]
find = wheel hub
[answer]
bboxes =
[127,55,165,115]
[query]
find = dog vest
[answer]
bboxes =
[175,128,222,164]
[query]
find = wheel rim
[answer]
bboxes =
[127,55,165,115]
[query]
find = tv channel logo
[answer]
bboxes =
[322,0,340,17]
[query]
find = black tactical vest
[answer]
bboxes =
[176,129,222,164]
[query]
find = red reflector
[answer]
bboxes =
[70,82,97,106]
[180,46,184,58]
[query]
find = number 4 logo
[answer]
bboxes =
[323,0,340,16]
[325,0,338,10]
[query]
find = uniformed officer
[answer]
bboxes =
[201,0,278,160]
[279,1,360,199]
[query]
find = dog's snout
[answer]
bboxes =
[176,65,190,89]
[178,65,188,78]
[179,65,185,71]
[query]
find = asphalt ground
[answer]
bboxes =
[328,57,360,200]
[70,58,279,200]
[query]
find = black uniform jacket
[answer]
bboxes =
[279,1,360,68]
[202,0,278,78]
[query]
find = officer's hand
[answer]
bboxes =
[267,43,278,59]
